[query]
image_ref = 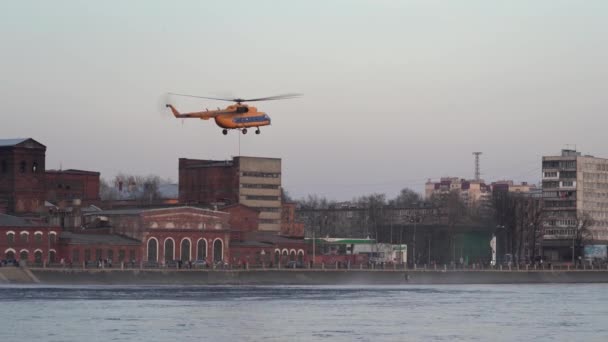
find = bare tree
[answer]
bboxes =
[100,173,167,201]
[389,188,422,207]
[573,212,594,265]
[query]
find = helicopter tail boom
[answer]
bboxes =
[166,104,233,119]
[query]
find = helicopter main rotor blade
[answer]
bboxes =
[242,93,302,102]
[167,93,236,102]
[168,92,302,103]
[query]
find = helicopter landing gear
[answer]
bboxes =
[255,128,261,135]
[242,128,248,134]
[222,129,228,135]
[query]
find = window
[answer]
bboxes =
[241,171,280,178]
[245,195,279,201]
[260,219,279,224]
[256,207,280,212]
[241,183,280,189]
[49,233,56,244]
[19,161,26,173]
[543,161,559,168]
[119,250,126,262]
[72,249,80,263]
[544,172,557,178]
[562,181,574,187]
[543,181,559,189]
[20,232,28,243]
[35,233,42,243]
[7,233,14,244]
[560,171,576,179]
[32,162,38,173]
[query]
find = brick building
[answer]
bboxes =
[45,169,100,204]
[179,156,282,231]
[0,138,100,215]
[1,213,60,263]
[84,206,231,264]
[0,138,47,214]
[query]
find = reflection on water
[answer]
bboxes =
[1,284,607,341]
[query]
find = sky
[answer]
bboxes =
[1,1,607,200]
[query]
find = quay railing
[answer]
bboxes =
[10,260,608,272]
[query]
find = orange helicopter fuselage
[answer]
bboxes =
[213,104,271,129]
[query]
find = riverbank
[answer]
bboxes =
[3,267,608,285]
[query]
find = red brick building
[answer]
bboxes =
[45,169,100,204]
[58,231,141,266]
[281,202,305,237]
[230,231,308,266]
[179,156,283,231]
[1,213,60,263]
[0,138,100,215]
[84,206,231,264]
[0,138,47,214]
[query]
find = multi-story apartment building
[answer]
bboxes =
[542,149,608,261]
[179,156,282,231]
[425,177,491,208]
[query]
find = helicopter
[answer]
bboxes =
[165,93,300,135]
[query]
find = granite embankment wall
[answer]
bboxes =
[2,268,608,285]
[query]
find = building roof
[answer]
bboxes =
[0,138,28,147]
[230,241,274,248]
[0,214,37,227]
[59,232,141,246]
[0,138,45,149]
[84,206,226,216]
[220,203,260,212]
[158,184,178,199]
[241,231,305,245]
[46,169,100,176]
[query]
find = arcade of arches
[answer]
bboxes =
[146,235,227,263]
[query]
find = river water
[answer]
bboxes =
[1,284,607,341]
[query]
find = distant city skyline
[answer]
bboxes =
[2,1,607,200]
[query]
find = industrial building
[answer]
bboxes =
[0,138,100,214]
[179,156,283,231]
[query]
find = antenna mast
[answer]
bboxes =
[473,152,482,181]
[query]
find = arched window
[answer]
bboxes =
[213,239,223,263]
[34,250,43,264]
[49,250,57,263]
[7,232,14,244]
[20,250,29,261]
[35,232,43,243]
[147,238,158,262]
[297,250,304,263]
[5,249,15,260]
[197,239,207,260]
[164,238,174,262]
[49,232,57,244]
[20,232,28,243]
[290,250,296,262]
[181,239,191,262]
[274,250,280,264]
